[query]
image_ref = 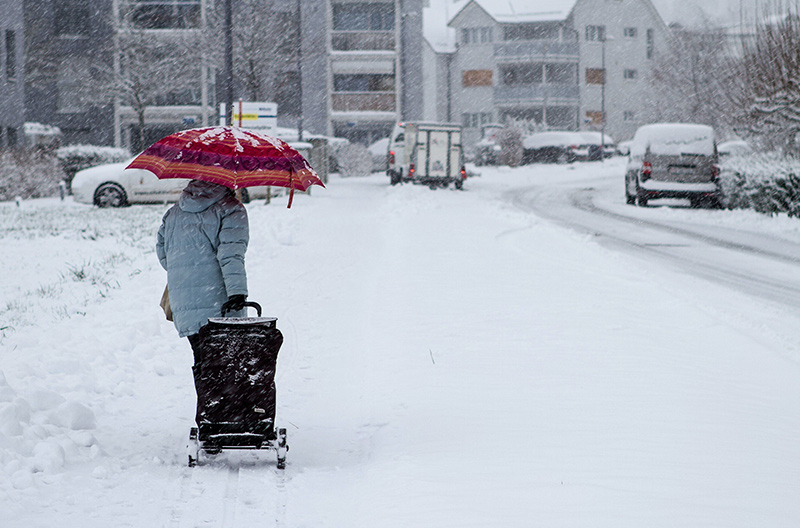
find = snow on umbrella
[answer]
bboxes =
[126,126,324,207]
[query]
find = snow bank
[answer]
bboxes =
[0,370,99,490]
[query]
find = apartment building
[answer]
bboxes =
[23,0,214,150]
[572,0,669,141]
[424,0,669,150]
[0,0,23,148]
[301,0,424,145]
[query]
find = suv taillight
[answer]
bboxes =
[389,150,395,165]
[711,165,719,180]
[409,163,415,176]
[642,161,652,180]
[460,166,467,179]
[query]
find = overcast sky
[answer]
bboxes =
[651,0,766,27]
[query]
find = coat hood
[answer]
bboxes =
[179,180,233,213]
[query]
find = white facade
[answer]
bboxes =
[423,0,670,151]
[572,0,669,141]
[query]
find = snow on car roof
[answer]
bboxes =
[523,131,586,149]
[631,123,716,157]
[579,131,615,145]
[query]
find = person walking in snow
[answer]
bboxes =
[155,179,249,389]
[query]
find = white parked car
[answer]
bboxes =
[367,137,389,173]
[578,131,616,160]
[71,158,286,207]
[718,139,753,157]
[521,131,586,164]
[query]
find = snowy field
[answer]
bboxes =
[1,159,800,527]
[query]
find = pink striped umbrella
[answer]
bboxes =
[127,126,324,207]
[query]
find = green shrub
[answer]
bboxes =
[719,153,800,217]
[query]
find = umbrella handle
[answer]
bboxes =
[221,301,262,317]
[287,172,294,208]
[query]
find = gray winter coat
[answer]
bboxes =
[156,180,249,337]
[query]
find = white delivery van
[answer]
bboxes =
[387,122,466,189]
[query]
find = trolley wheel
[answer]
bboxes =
[187,427,200,467]
[276,428,288,470]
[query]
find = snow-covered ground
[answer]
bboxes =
[2,159,799,527]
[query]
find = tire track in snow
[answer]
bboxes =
[508,184,800,309]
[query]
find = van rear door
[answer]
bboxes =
[425,130,450,177]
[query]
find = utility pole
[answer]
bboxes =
[296,0,303,141]
[224,0,233,126]
[601,33,612,162]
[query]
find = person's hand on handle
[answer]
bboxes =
[221,294,247,314]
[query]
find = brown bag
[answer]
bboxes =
[160,285,173,321]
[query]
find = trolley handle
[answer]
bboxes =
[221,301,262,317]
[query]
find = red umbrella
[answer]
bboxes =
[126,126,324,208]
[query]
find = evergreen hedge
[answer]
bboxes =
[719,153,800,217]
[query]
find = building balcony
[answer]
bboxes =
[494,41,579,61]
[331,92,396,112]
[331,31,395,52]
[494,84,580,105]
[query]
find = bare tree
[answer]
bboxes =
[113,27,204,148]
[728,3,800,151]
[650,22,736,133]
[205,1,300,113]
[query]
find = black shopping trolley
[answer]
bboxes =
[186,302,288,468]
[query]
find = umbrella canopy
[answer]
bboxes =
[126,126,324,200]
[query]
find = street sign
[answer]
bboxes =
[219,102,278,134]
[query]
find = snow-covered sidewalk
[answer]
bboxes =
[2,162,800,527]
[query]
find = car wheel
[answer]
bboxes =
[635,182,648,207]
[94,183,128,208]
[625,174,636,204]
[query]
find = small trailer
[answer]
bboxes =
[387,122,466,189]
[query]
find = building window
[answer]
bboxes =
[333,74,394,92]
[504,23,559,41]
[5,30,16,81]
[333,3,395,31]
[586,111,603,126]
[624,27,637,38]
[623,69,637,79]
[646,28,654,59]
[55,0,91,36]
[462,70,493,87]
[585,68,605,85]
[585,25,605,42]
[462,112,493,128]
[57,56,91,112]
[501,64,543,85]
[546,63,575,84]
[126,0,202,30]
[624,110,636,122]
[462,27,492,45]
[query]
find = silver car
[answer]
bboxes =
[625,123,720,208]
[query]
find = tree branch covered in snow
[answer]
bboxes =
[728,2,800,151]
[650,22,737,134]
